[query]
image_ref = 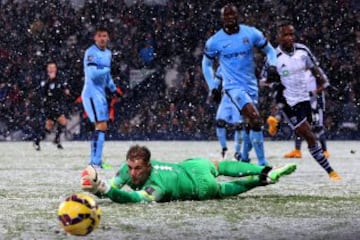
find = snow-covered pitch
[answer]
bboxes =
[0,141,359,239]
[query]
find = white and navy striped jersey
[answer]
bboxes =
[276,43,318,106]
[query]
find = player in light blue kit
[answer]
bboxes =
[214,67,251,161]
[202,3,280,166]
[82,27,122,169]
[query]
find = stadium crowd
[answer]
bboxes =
[0,0,359,140]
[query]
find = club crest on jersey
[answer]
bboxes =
[87,55,94,62]
[290,116,297,125]
[243,37,249,44]
[282,70,289,76]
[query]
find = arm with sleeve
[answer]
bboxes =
[106,73,116,92]
[251,27,277,66]
[107,163,164,203]
[105,185,163,203]
[202,38,220,91]
[84,49,111,82]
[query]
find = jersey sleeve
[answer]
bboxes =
[250,27,277,66]
[251,26,267,49]
[304,47,318,69]
[84,48,98,66]
[105,184,164,203]
[203,37,218,60]
[109,163,129,189]
[106,73,116,92]
[84,48,111,82]
[202,38,219,90]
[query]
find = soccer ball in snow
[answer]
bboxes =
[58,193,101,236]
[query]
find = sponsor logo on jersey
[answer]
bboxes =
[222,43,231,48]
[144,186,155,195]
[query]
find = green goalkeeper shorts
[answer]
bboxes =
[179,158,220,200]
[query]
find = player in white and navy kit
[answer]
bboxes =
[283,69,330,158]
[264,23,341,180]
[202,3,279,166]
[82,27,122,169]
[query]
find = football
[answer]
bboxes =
[58,193,101,236]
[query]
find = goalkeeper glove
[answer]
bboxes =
[266,66,281,83]
[211,88,222,104]
[81,165,110,194]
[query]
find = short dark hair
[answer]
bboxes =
[46,60,57,66]
[277,21,295,37]
[277,19,293,29]
[126,145,151,163]
[95,26,109,34]
[220,3,238,19]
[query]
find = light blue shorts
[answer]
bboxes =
[224,89,258,112]
[216,93,243,123]
[82,94,108,123]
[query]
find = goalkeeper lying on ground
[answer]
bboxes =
[81,145,296,203]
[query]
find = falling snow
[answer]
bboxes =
[0,141,359,239]
[0,0,358,141]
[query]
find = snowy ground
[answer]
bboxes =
[0,140,359,239]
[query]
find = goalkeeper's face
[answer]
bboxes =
[127,159,151,186]
[94,31,110,50]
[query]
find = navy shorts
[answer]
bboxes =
[282,101,312,130]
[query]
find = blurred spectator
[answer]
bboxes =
[339,92,359,133]
[0,0,358,140]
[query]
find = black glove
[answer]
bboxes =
[267,66,281,83]
[211,88,222,104]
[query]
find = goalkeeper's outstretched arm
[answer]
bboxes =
[104,187,158,203]
[81,165,163,204]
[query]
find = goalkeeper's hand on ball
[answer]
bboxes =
[81,165,110,194]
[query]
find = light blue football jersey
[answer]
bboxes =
[82,44,116,98]
[204,24,270,95]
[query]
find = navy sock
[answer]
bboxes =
[309,144,333,173]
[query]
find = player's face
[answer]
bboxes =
[279,25,295,52]
[47,63,57,80]
[94,31,109,50]
[127,159,151,186]
[221,5,239,34]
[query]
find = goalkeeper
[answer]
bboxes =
[81,145,296,203]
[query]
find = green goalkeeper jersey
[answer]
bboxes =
[106,158,220,203]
